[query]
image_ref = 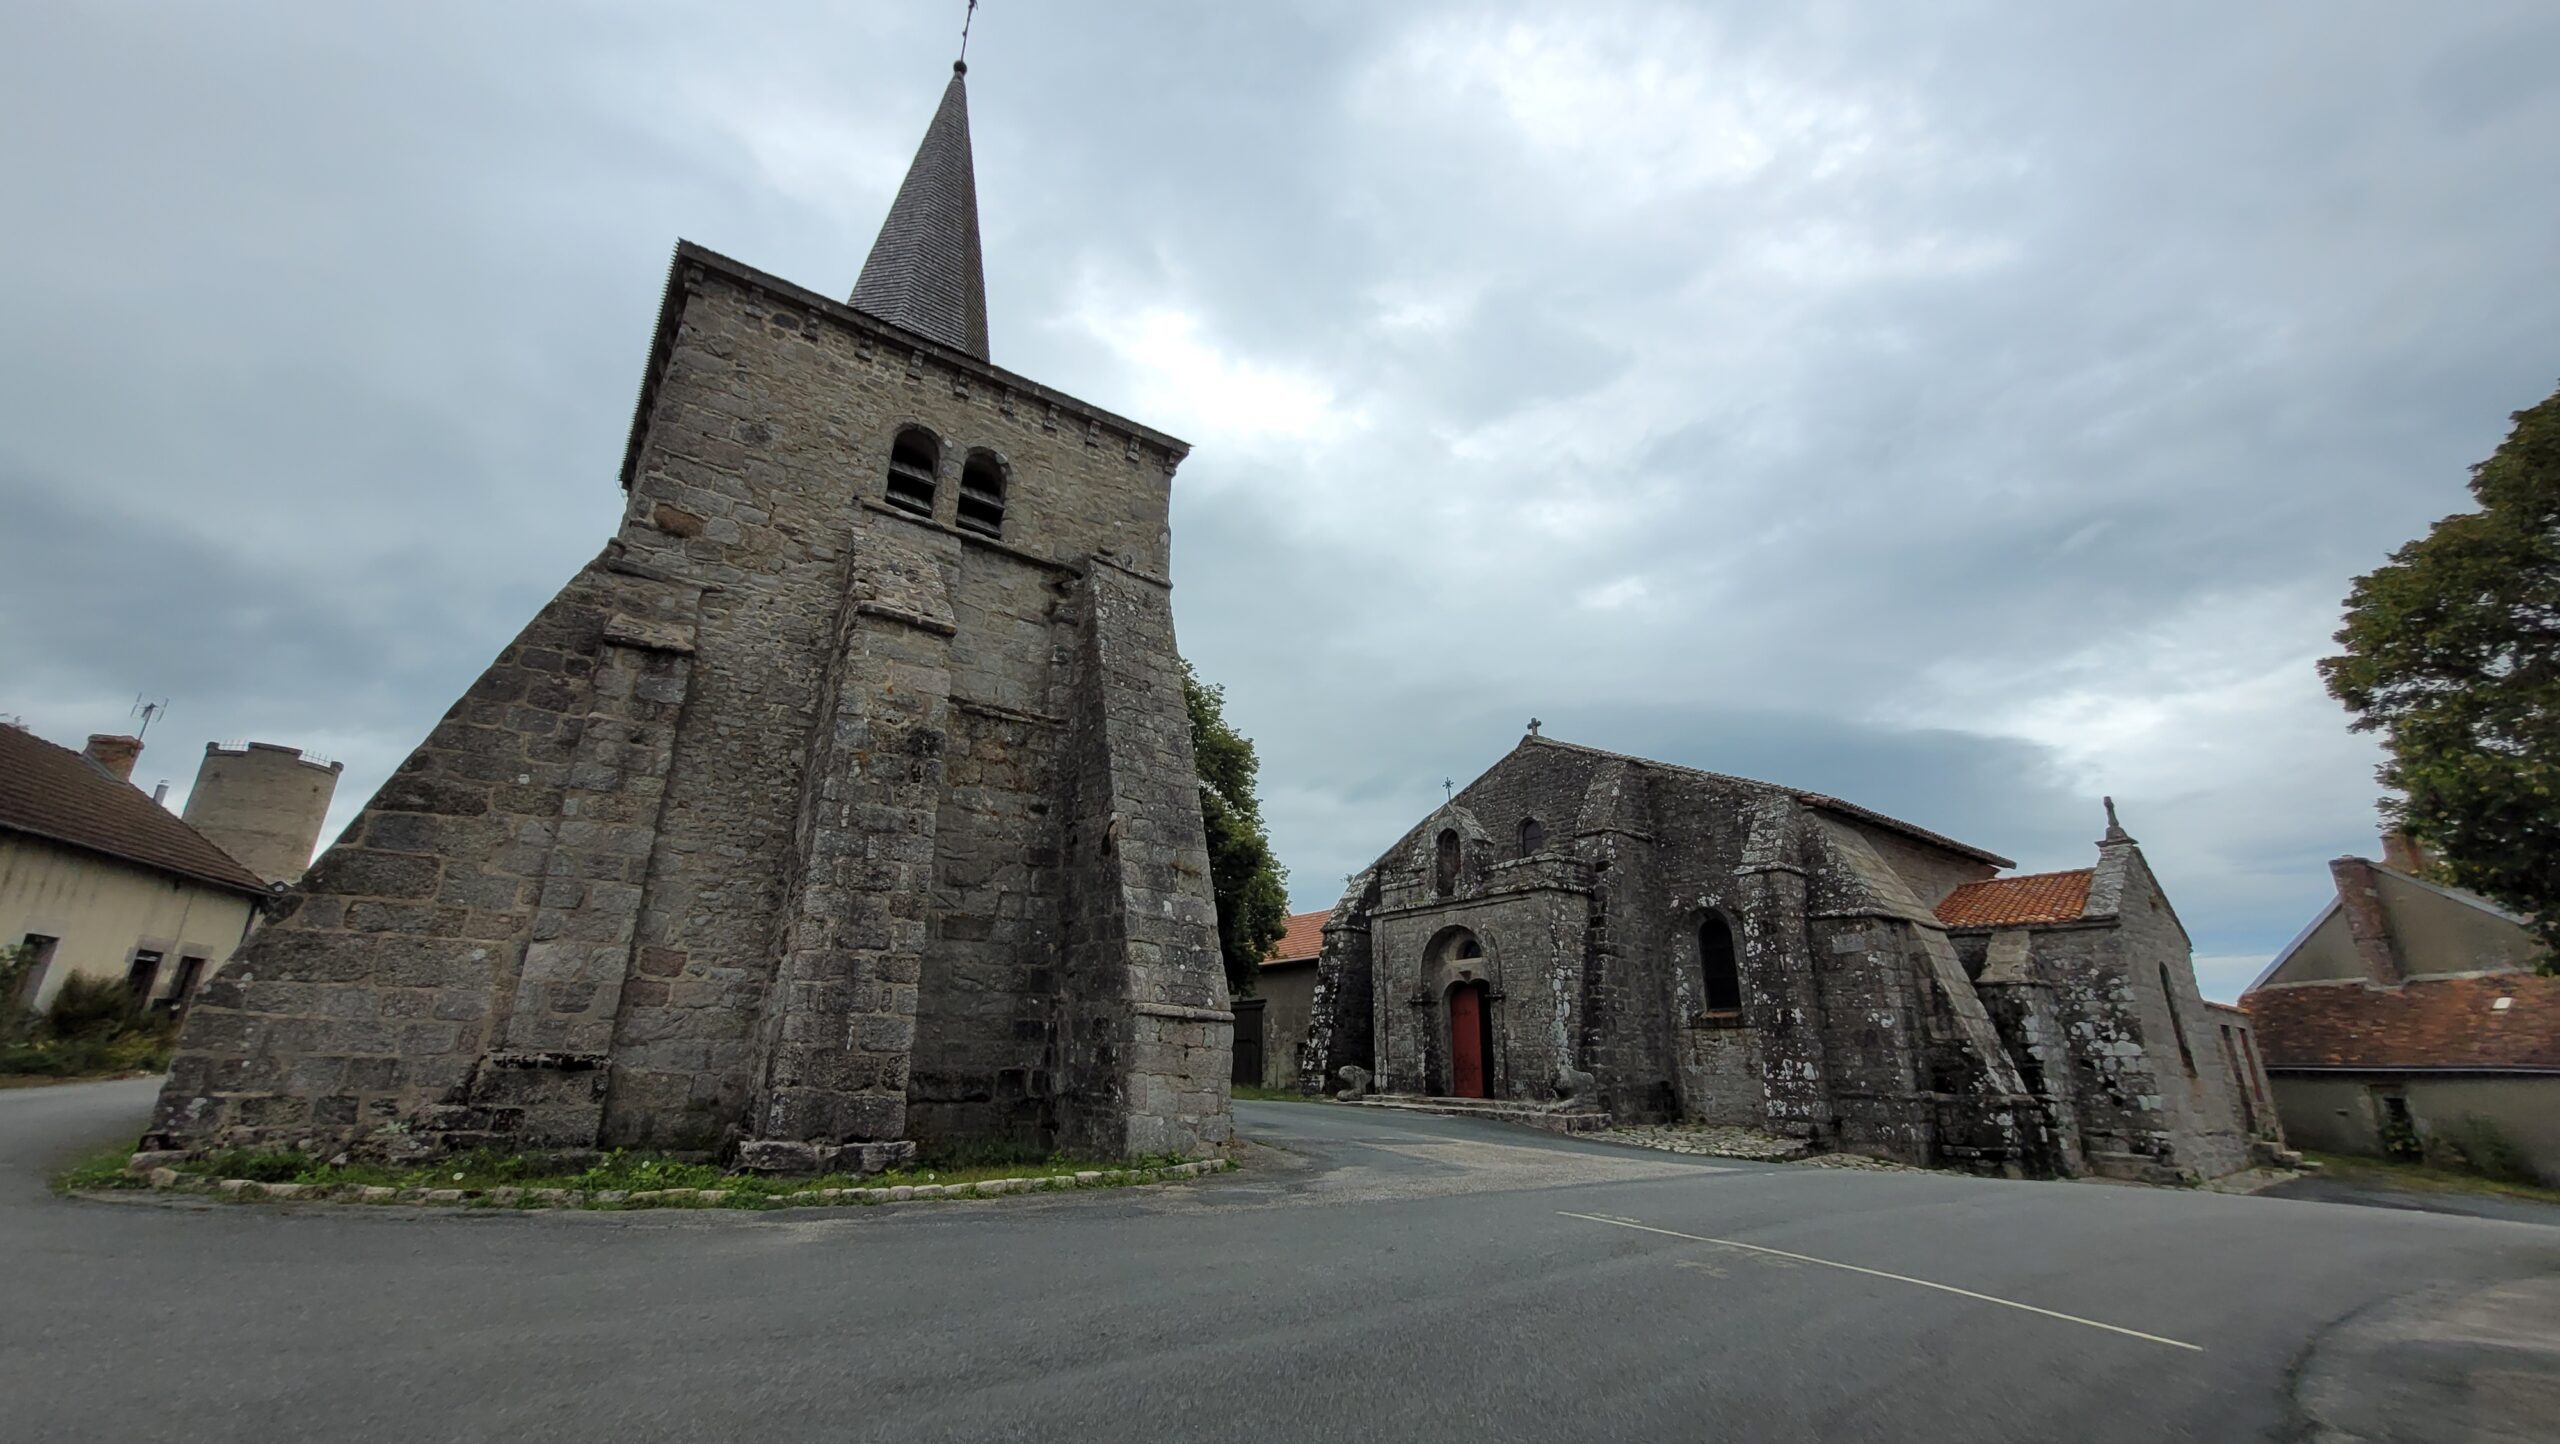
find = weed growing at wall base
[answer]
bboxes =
[2,976,180,1080]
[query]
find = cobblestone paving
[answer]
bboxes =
[1792,1152,1927,1173]
[1592,1123,1944,1173]
[1591,1123,1812,1161]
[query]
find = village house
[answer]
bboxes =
[2241,834,2557,1184]
[1,726,271,1016]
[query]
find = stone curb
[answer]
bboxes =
[126,1158,1233,1212]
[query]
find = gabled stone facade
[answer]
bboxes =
[143,68,1231,1173]
[1303,735,2270,1180]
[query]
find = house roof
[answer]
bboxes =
[849,64,989,360]
[1519,736,2016,868]
[1262,909,1329,966]
[0,726,268,896]
[2244,859,2539,994]
[1934,869,2094,928]
[2243,974,2560,1072]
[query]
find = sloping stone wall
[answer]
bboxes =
[148,244,1226,1168]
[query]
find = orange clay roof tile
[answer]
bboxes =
[1261,909,1330,965]
[1935,869,2094,928]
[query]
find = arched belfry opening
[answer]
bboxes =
[1699,914,1742,1014]
[1434,828,1460,896]
[957,449,1006,537]
[885,427,938,516]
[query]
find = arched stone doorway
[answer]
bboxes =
[1447,979,1493,1097]
[1423,926,1496,1098]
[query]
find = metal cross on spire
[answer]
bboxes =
[958,0,979,65]
[1443,778,1454,803]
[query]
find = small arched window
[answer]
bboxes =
[1700,915,1742,1013]
[957,450,1007,538]
[1518,817,1545,857]
[885,428,938,516]
[1434,829,1460,897]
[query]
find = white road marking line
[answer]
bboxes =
[1557,1211,2204,1353]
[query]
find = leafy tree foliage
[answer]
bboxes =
[2321,384,2560,964]
[1182,661,1289,996]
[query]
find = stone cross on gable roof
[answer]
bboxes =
[850,61,990,360]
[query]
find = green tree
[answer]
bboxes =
[2320,383,2560,966]
[1183,661,1289,996]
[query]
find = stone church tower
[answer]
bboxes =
[145,61,1234,1172]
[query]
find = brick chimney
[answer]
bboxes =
[83,733,144,782]
[2380,828,2432,875]
[2329,856,2403,987]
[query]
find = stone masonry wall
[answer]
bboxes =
[1054,561,1233,1159]
[1301,872,1377,1094]
[148,244,1223,1167]
[148,548,703,1154]
[2058,844,2253,1179]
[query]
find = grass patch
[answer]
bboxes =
[52,1140,147,1195]
[2302,1150,2560,1206]
[3,972,181,1081]
[1232,1085,1316,1103]
[147,1144,1207,1208]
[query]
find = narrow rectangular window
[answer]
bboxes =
[173,955,207,1003]
[11,934,57,1009]
[125,949,163,1005]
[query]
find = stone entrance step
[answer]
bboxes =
[1343,1095,1612,1134]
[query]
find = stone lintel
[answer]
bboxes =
[1086,552,1174,590]
[1808,904,1944,928]
[600,546,718,591]
[1133,1001,1233,1024]
[952,696,1063,729]
[853,599,961,637]
[1572,826,1659,844]
[858,498,1081,573]
[602,613,698,655]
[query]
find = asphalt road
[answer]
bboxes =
[8,1079,2558,1442]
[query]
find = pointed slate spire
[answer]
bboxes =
[851,62,990,360]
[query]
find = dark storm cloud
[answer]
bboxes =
[4,2,2553,997]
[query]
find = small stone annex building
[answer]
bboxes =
[1302,734,2282,1180]
[144,61,1233,1173]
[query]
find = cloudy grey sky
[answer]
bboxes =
[3,2,2553,998]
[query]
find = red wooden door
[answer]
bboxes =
[1449,985,1487,1098]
